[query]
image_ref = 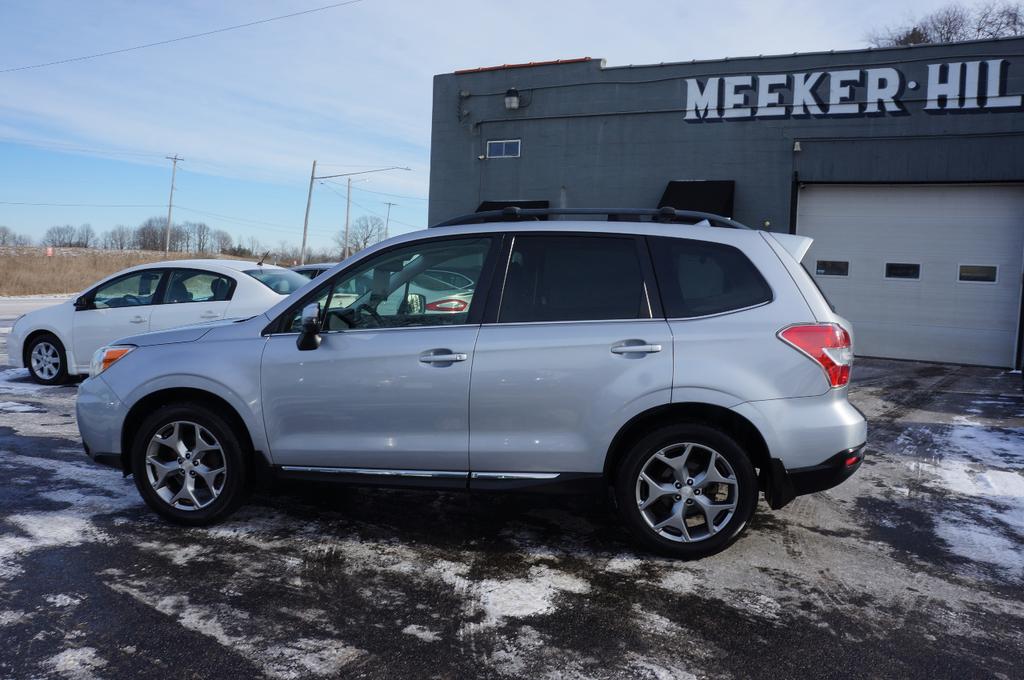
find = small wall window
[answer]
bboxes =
[815,260,849,277]
[958,264,997,283]
[486,139,520,158]
[885,263,920,279]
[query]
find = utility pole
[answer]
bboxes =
[299,160,317,265]
[383,201,398,240]
[163,154,182,255]
[300,163,411,260]
[342,177,353,259]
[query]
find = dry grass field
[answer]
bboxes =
[0,247,248,296]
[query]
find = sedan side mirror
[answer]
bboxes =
[73,296,91,311]
[296,302,322,351]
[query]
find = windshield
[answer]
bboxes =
[244,268,309,295]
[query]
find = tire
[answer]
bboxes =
[25,332,70,385]
[613,423,758,559]
[131,403,248,526]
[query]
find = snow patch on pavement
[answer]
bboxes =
[476,565,590,626]
[0,400,43,413]
[916,413,1024,578]
[0,512,106,580]
[401,624,441,642]
[0,369,51,395]
[43,647,108,680]
[107,580,364,679]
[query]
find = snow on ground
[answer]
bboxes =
[910,411,1024,578]
[0,369,51,396]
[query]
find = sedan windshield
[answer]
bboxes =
[244,269,309,295]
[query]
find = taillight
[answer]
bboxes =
[425,298,468,313]
[778,323,853,388]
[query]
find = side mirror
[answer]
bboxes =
[296,302,322,351]
[406,293,426,315]
[73,296,91,311]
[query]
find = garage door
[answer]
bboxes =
[796,184,1024,367]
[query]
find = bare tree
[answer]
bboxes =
[191,222,211,253]
[135,217,167,251]
[335,215,384,257]
[103,225,135,250]
[867,1,1024,46]
[0,226,32,247]
[213,230,233,254]
[43,225,77,248]
[75,224,95,248]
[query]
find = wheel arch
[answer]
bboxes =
[119,387,264,476]
[22,327,69,365]
[603,402,771,485]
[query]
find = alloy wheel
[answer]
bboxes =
[145,421,228,511]
[30,341,60,381]
[634,442,739,543]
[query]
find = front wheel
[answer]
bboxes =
[26,333,70,385]
[614,424,758,558]
[131,404,248,526]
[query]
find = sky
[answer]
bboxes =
[0,0,953,252]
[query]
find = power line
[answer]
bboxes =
[350,185,429,201]
[0,135,167,158]
[0,0,366,74]
[0,201,163,208]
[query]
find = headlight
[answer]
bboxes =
[90,345,135,377]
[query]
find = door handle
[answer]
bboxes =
[611,343,662,355]
[129,316,147,324]
[419,353,468,364]
[200,311,219,319]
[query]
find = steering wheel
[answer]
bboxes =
[123,294,142,306]
[357,303,385,327]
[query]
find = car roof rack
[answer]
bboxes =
[430,206,753,230]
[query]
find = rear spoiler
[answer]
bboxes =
[764,232,813,262]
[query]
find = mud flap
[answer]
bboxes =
[762,458,796,510]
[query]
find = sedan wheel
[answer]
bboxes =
[26,333,69,385]
[31,341,61,381]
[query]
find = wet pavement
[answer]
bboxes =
[1,306,1022,679]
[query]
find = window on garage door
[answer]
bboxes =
[885,263,921,280]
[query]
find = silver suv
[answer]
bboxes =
[76,209,866,558]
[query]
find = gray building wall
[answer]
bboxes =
[428,38,1024,230]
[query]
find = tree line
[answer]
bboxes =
[867,1,1023,46]
[1,214,390,264]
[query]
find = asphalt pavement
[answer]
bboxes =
[1,299,1022,679]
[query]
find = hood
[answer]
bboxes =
[114,318,239,348]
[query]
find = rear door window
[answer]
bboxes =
[497,235,648,323]
[648,236,772,318]
[163,269,235,304]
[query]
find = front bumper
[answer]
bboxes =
[76,374,127,470]
[764,444,866,509]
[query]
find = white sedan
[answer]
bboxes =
[6,259,310,384]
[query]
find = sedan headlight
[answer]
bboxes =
[90,345,135,377]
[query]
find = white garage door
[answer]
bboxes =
[797,184,1024,367]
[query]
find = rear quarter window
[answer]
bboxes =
[648,236,772,318]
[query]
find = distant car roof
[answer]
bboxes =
[132,259,285,273]
[292,262,339,269]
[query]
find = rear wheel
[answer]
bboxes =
[26,333,70,385]
[614,423,758,558]
[131,404,248,526]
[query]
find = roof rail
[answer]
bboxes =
[430,207,753,230]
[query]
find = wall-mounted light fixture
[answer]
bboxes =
[504,88,520,110]
[792,140,802,152]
